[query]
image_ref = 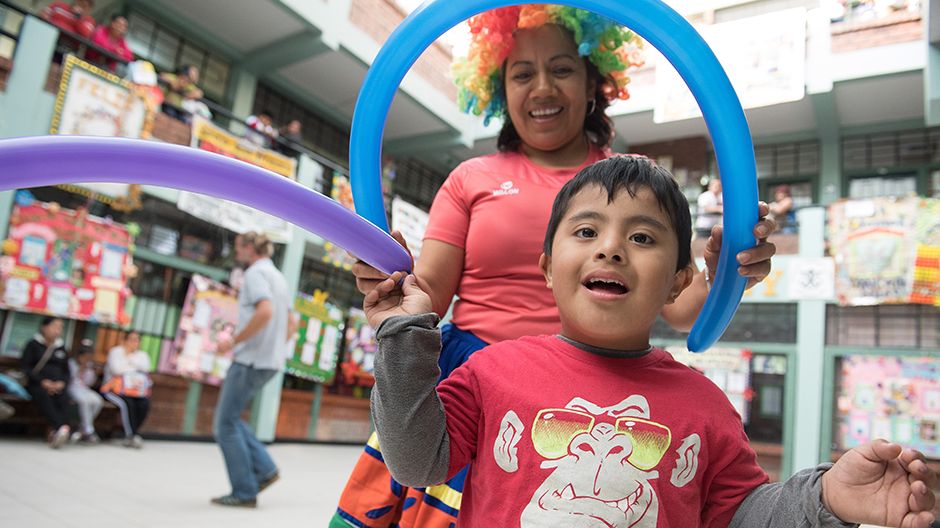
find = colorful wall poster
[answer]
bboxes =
[159,274,238,385]
[666,346,753,423]
[828,197,920,306]
[0,202,133,324]
[911,198,940,306]
[338,308,376,388]
[190,115,297,179]
[391,197,429,261]
[323,172,358,270]
[50,55,151,139]
[287,290,344,383]
[836,355,939,458]
[177,116,295,243]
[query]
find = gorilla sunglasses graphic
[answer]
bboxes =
[494,396,703,527]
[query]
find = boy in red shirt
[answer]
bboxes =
[365,156,937,527]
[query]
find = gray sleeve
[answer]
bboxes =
[730,464,859,528]
[370,312,451,488]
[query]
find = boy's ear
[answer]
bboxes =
[666,264,694,304]
[538,253,553,289]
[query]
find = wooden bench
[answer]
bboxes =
[0,356,124,438]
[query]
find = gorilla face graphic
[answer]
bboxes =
[518,396,671,527]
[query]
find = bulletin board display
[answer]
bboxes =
[286,291,344,383]
[835,355,939,458]
[159,274,239,386]
[0,202,132,324]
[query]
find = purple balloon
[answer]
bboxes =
[0,136,412,274]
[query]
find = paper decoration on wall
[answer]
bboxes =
[159,274,238,385]
[391,197,429,261]
[836,355,939,457]
[339,308,376,388]
[287,290,344,383]
[176,116,295,243]
[911,198,940,306]
[323,173,358,270]
[0,202,133,324]
[667,345,753,422]
[828,197,939,306]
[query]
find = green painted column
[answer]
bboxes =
[250,154,318,442]
[926,1,940,126]
[227,66,257,127]
[811,92,841,205]
[181,381,203,435]
[0,17,57,138]
[789,207,828,475]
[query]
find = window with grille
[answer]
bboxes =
[825,304,940,349]
[652,303,798,343]
[842,128,939,171]
[125,12,230,102]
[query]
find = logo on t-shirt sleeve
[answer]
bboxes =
[492,180,521,197]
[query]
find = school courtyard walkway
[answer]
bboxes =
[0,437,362,527]
[0,437,898,527]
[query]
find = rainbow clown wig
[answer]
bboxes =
[452,5,645,126]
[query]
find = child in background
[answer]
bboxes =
[365,156,937,527]
[67,338,103,444]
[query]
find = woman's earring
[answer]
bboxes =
[587,99,596,116]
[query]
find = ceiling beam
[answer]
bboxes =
[239,30,332,74]
[384,130,464,156]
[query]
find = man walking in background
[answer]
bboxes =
[212,232,289,508]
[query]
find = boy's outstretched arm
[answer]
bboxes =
[822,440,936,527]
[365,272,476,488]
[730,440,937,528]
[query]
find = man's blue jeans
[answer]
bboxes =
[214,362,278,499]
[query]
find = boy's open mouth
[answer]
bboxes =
[583,277,629,295]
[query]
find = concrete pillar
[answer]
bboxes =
[788,207,828,474]
[0,17,57,137]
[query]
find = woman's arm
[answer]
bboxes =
[413,239,465,318]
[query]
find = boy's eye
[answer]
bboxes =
[630,233,654,244]
[576,227,596,238]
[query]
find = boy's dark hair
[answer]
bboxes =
[543,156,692,271]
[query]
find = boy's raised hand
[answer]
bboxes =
[363,271,433,329]
[822,439,937,528]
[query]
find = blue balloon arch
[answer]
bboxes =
[349,0,759,351]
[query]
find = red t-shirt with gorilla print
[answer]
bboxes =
[436,335,768,527]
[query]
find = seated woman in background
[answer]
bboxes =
[20,317,72,449]
[101,331,152,449]
[67,338,104,444]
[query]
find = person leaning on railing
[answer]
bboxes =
[40,0,96,38]
[159,64,204,123]
[87,14,133,72]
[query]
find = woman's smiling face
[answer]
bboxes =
[504,25,595,163]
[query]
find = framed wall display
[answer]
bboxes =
[286,290,344,383]
[0,202,133,324]
[159,274,238,385]
[836,355,939,458]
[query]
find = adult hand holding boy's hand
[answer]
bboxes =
[821,439,937,528]
[363,271,433,329]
